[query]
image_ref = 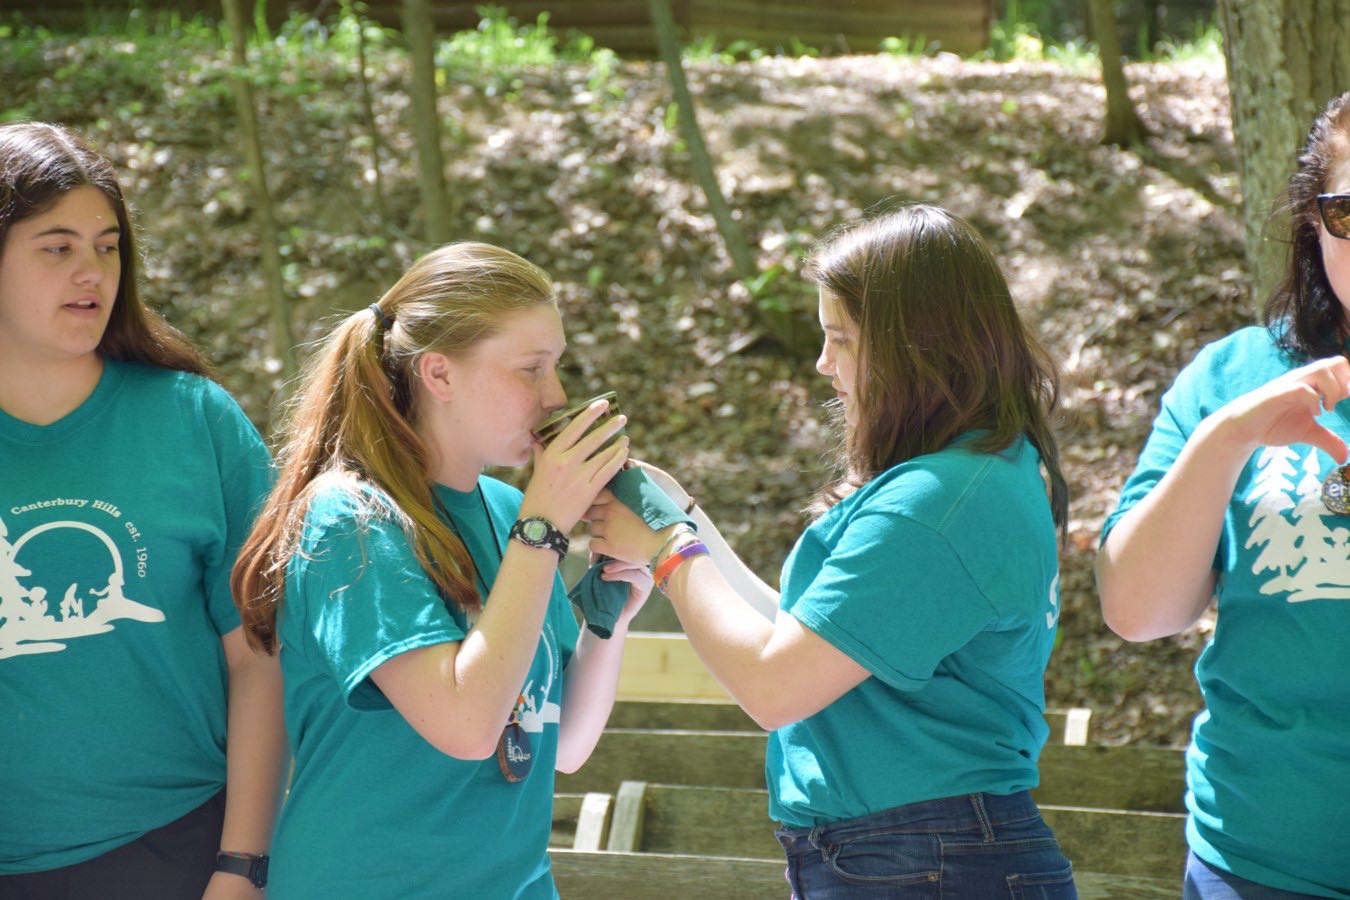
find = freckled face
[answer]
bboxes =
[816,288,861,427]
[436,303,569,470]
[0,186,121,367]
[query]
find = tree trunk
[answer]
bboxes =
[221,0,296,383]
[647,0,755,286]
[1217,0,1350,307]
[403,0,451,246]
[1087,0,1146,147]
[355,4,390,225]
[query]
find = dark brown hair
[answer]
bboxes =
[0,121,212,376]
[1263,91,1350,360]
[804,204,1067,527]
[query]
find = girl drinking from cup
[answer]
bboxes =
[232,242,649,898]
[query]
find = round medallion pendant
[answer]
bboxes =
[1321,464,1350,515]
[496,722,533,783]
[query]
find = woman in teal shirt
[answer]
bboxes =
[1098,92,1350,899]
[232,242,651,898]
[0,122,283,899]
[591,205,1075,897]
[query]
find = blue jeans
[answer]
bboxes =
[774,791,1076,899]
[1183,852,1329,899]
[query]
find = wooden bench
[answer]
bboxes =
[607,697,1091,745]
[594,781,1185,876]
[556,729,1187,813]
[548,785,1182,897]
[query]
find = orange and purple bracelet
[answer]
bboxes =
[653,539,709,591]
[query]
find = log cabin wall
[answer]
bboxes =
[8,0,994,56]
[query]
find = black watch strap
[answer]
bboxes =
[215,852,268,888]
[508,516,569,560]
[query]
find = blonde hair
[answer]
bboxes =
[232,242,556,653]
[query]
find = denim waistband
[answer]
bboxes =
[776,791,1041,847]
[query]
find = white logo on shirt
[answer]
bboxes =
[0,511,164,659]
[517,622,561,734]
[1245,447,1350,602]
[1046,574,1060,629]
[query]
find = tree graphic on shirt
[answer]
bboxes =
[1245,447,1350,602]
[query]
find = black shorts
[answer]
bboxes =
[0,789,225,900]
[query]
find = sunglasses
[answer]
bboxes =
[1317,193,1350,239]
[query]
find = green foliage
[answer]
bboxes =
[681,34,819,64]
[1149,19,1224,65]
[987,0,1222,65]
[437,5,620,97]
[880,34,937,58]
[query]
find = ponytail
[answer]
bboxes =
[232,242,554,653]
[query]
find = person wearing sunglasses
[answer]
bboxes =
[1097,91,1350,898]
[230,243,648,899]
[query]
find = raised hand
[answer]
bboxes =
[1213,356,1350,462]
[520,399,629,531]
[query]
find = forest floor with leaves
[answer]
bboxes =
[5,34,1255,746]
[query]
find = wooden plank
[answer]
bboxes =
[619,637,1091,746]
[624,784,1186,877]
[1041,805,1187,877]
[639,784,777,858]
[608,698,761,731]
[1063,706,1092,746]
[550,848,787,897]
[1075,872,1179,898]
[1036,745,1186,814]
[574,792,614,851]
[551,793,585,848]
[606,780,648,852]
[560,729,1187,812]
[617,632,732,702]
[607,697,1091,745]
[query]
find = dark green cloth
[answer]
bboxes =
[570,467,696,638]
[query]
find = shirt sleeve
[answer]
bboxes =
[787,511,999,691]
[1100,347,1211,544]
[297,510,466,711]
[199,382,274,637]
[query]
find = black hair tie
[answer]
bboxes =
[368,303,394,332]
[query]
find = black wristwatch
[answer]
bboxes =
[215,852,268,889]
[509,516,569,561]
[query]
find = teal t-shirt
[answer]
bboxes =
[768,435,1060,827]
[269,475,579,900]
[1102,326,1350,897]
[0,360,271,872]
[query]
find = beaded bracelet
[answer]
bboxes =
[648,526,694,572]
[653,540,709,592]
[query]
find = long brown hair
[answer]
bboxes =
[1263,91,1350,360]
[804,205,1068,527]
[0,122,212,376]
[232,242,556,653]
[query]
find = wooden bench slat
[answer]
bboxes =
[550,848,787,897]
[582,782,1187,878]
[606,697,1092,745]
[574,792,614,851]
[615,635,1091,745]
[557,729,1186,812]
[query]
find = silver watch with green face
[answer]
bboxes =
[509,516,569,561]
